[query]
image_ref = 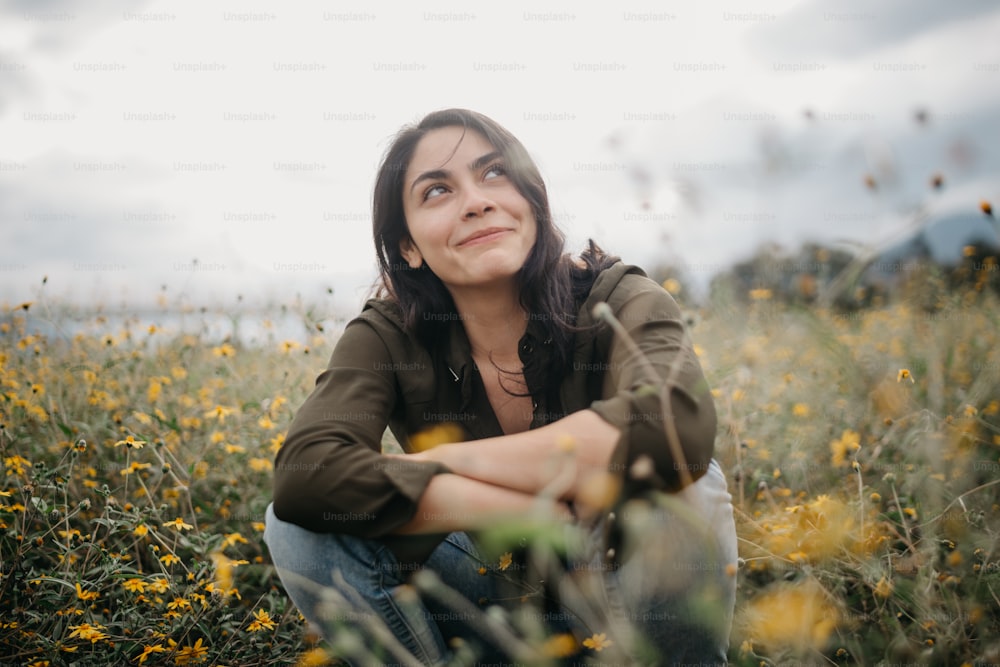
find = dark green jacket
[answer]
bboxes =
[272,262,717,564]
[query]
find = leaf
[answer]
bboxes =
[30,497,49,514]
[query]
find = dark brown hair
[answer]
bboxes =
[372,108,616,378]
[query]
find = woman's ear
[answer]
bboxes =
[399,237,424,269]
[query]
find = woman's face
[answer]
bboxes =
[400,126,537,292]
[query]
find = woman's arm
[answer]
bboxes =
[405,409,620,501]
[391,473,574,535]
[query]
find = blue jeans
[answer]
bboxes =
[264,459,737,666]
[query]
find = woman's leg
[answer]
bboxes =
[263,504,509,665]
[563,459,738,665]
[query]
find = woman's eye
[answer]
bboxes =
[484,163,506,180]
[423,185,447,201]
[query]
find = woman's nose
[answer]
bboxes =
[461,185,496,219]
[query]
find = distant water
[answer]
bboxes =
[5,307,350,349]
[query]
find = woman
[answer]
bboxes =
[265,109,737,666]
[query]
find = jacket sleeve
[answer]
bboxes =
[271,317,449,536]
[587,274,717,492]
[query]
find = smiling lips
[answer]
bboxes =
[457,227,512,247]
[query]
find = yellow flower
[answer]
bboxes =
[170,637,208,665]
[122,578,148,593]
[114,435,145,449]
[120,461,152,476]
[582,632,613,652]
[147,379,162,403]
[205,405,235,422]
[75,582,99,602]
[212,343,236,357]
[749,288,772,300]
[134,524,149,537]
[409,423,464,452]
[296,648,333,667]
[829,429,861,467]
[248,457,273,472]
[167,596,192,612]
[247,608,278,632]
[742,580,837,652]
[136,644,166,664]
[163,517,194,532]
[4,455,32,476]
[498,552,513,571]
[67,622,109,643]
[160,553,181,566]
[963,404,978,417]
[542,633,579,657]
[222,532,248,548]
[791,403,810,417]
[897,368,914,383]
[149,577,170,594]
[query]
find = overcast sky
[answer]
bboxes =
[1,0,998,313]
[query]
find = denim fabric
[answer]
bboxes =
[264,459,737,666]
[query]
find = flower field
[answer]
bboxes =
[2,273,999,666]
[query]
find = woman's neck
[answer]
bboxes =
[449,283,527,359]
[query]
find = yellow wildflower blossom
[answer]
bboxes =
[248,458,273,472]
[830,429,861,467]
[75,582,99,602]
[582,632,613,652]
[212,343,236,358]
[742,580,837,652]
[67,622,109,643]
[296,647,333,667]
[542,633,579,657]
[205,405,235,422]
[122,578,148,593]
[170,637,208,665]
[114,435,145,449]
[136,644,166,664]
[4,455,31,476]
[874,577,893,598]
[222,532,248,548]
[148,577,170,594]
[121,462,152,476]
[163,517,194,532]
[247,609,278,632]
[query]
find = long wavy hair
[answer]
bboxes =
[372,108,616,380]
